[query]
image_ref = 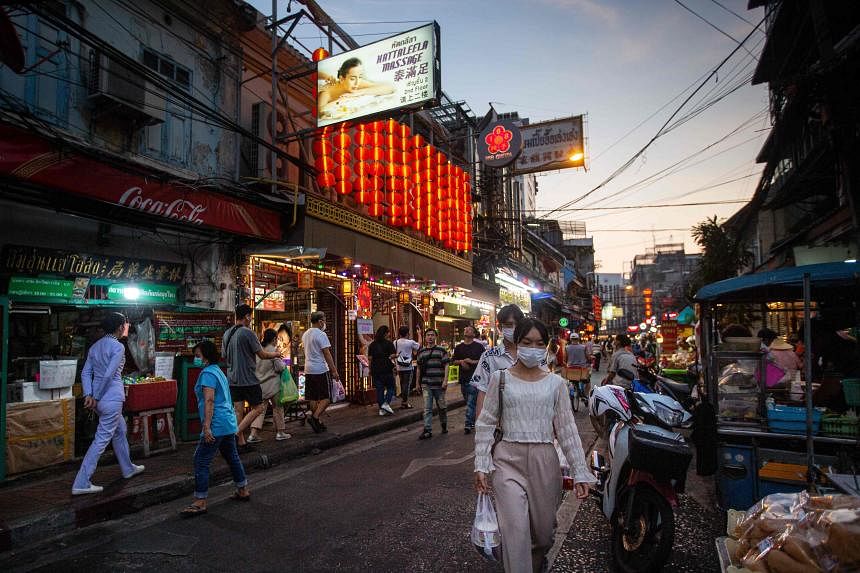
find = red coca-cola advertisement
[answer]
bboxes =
[0,124,282,241]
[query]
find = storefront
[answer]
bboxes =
[430,294,494,350]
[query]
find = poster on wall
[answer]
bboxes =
[316,23,440,127]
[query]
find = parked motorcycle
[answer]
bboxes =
[588,378,693,573]
[633,362,697,412]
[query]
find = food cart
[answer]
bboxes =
[695,262,859,512]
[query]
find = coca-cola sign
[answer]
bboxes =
[118,187,207,225]
[0,124,282,241]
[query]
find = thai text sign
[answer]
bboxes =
[153,311,234,353]
[515,116,585,174]
[2,245,186,283]
[317,23,440,127]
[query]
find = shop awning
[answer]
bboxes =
[694,262,860,303]
[298,213,473,288]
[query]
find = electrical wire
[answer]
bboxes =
[673,0,758,61]
[540,9,769,219]
[708,0,759,27]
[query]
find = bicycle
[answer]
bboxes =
[563,366,590,412]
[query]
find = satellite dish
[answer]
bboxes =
[0,9,25,74]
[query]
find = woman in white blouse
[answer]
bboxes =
[474,318,596,573]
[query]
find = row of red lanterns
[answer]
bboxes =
[313,120,472,253]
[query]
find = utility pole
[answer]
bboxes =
[270,0,279,197]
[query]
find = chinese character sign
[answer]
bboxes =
[316,23,440,127]
[515,116,585,174]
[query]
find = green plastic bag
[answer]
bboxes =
[278,369,299,404]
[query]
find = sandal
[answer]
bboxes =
[230,491,251,502]
[180,504,207,517]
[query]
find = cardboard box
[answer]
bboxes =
[6,398,76,475]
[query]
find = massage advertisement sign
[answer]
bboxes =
[316,23,440,127]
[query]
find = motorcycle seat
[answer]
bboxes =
[659,378,692,397]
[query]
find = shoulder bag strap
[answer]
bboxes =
[491,371,506,457]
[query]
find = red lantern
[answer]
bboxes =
[317,172,335,188]
[332,149,351,165]
[397,124,411,140]
[314,155,335,172]
[334,164,351,181]
[411,134,425,150]
[335,179,352,196]
[384,119,398,134]
[369,191,384,217]
[312,137,333,157]
[332,131,351,148]
[312,47,329,62]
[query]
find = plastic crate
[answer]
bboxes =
[766,404,822,435]
[124,379,177,412]
[842,378,860,407]
[820,415,859,437]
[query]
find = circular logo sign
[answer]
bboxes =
[478,119,523,168]
[558,318,569,328]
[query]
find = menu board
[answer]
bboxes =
[154,311,234,353]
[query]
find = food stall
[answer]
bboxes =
[695,262,859,514]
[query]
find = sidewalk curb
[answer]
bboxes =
[1,398,465,554]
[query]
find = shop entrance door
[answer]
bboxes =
[315,289,346,396]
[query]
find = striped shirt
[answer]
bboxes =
[416,346,450,387]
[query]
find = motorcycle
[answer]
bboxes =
[633,362,697,412]
[588,373,693,573]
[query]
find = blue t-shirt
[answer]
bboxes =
[195,365,239,437]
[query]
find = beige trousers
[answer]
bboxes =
[492,441,561,573]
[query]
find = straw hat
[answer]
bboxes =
[770,338,794,351]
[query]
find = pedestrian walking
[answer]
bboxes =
[452,325,485,434]
[72,312,144,495]
[394,325,420,409]
[180,340,248,517]
[223,304,282,451]
[415,328,451,439]
[301,311,341,433]
[368,325,397,416]
[470,304,527,421]
[247,329,291,443]
[474,318,596,573]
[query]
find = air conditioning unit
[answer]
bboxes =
[88,50,165,126]
[245,101,287,181]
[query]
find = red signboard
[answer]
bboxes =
[0,125,282,241]
[661,320,679,355]
[592,295,602,318]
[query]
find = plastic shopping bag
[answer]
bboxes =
[471,493,502,561]
[330,376,346,403]
[278,369,299,405]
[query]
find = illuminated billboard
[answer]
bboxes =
[316,23,440,128]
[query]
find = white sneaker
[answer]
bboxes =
[246,434,262,443]
[381,403,395,415]
[379,408,386,416]
[275,432,292,441]
[72,484,104,495]
[123,464,145,479]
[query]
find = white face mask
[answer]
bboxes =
[501,327,515,342]
[517,347,545,368]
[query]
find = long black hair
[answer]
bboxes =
[374,325,390,342]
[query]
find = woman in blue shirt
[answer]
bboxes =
[181,340,248,517]
[72,312,144,495]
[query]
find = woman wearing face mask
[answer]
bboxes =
[181,340,249,517]
[469,305,527,421]
[474,318,596,573]
[72,312,144,495]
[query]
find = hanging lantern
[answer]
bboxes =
[314,155,335,173]
[312,47,329,62]
[334,164,351,182]
[312,137,332,157]
[332,131,351,148]
[384,118,398,134]
[397,124,411,141]
[369,191,384,217]
[335,179,352,196]
[332,149,352,165]
[317,172,336,188]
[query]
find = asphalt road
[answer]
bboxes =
[6,368,721,572]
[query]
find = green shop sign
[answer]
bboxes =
[8,276,177,305]
[8,277,74,301]
[106,283,177,304]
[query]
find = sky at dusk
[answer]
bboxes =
[251,0,770,274]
